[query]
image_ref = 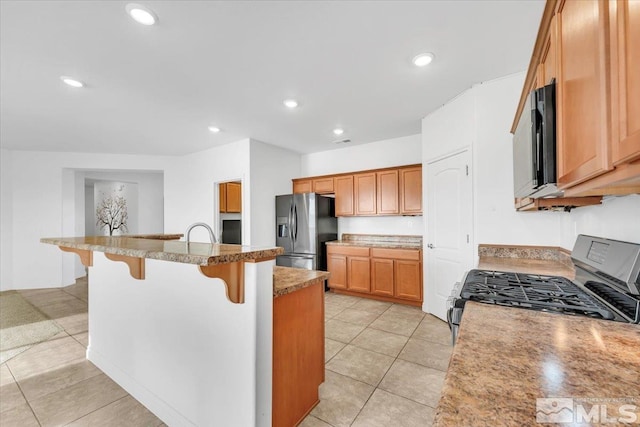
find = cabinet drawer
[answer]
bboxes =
[327,245,370,257]
[370,248,421,261]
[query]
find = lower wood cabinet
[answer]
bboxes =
[327,245,422,306]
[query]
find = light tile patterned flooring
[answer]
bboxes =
[300,292,452,427]
[1,279,452,427]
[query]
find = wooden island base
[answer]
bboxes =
[273,274,326,427]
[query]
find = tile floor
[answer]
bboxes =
[300,293,452,427]
[0,279,452,427]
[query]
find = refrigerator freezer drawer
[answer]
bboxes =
[276,254,317,270]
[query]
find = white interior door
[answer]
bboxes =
[425,150,473,320]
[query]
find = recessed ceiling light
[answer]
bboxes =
[283,99,298,109]
[333,128,344,136]
[208,126,221,133]
[412,52,435,67]
[60,76,84,88]
[126,3,158,26]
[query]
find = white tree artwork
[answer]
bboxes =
[96,185,129,236]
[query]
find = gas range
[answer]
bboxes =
[447,235,640,344]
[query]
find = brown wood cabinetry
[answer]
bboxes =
[399,166,422,215]
[513,0,640,201]
[610,0,640,165]
[293,179,312,194]
[313,177,335,194]
[371,258,394,297]
[556,0,612,188]
[219,182,241,213]
[327,245,422,306]
[354,172,377,216]
[335,175,355,216]
[291,164,423,217]
[377,170,399,215]
[347,256,371,293]
[273,280,324,427]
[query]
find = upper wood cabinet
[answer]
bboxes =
[610,0,640,165]
[399,166,422,215]
[313,177,335,194]
[513,0,640,199]
[219,183,227,212]
[354,172,377,216]
[376,170,399,215]
[219,182,241,213]
[556,0,612,188]
[293,179,312,194]
[225,182,242,213]
[291,164,423,217]
[335,175,355,216]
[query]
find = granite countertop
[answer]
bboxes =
[477,244,575,279]
[326,233,423,250]
[433,302,640,426]
[41,236,283,266]
[273,266,330,298]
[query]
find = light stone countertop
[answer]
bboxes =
[41,236,283,266]
[272,266,330,298]
[326,233,423,250]
[434,246,640,426]
[433,302,640,426]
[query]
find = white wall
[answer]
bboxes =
[422,71,640,258]
[1,149,13,290]
[81,171,164,237]
[164,139,251,245]
[249,140,301,247]
[560,194,640,247]
[300,134,424,238]
[4,150,170,290]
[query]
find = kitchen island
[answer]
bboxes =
[41,236,283,427]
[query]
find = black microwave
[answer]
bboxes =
[513,81,561,198]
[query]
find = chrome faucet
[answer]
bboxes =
[185,222,217,244]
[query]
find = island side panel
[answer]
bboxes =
[273,280,325,427]
[87,252,265,426]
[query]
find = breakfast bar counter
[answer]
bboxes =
[41,236,284,427]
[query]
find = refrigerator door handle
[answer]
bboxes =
[289,202,295,248]
[293,203,298,242]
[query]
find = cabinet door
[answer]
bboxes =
[219,183,227,213]
[610,0,640,164]
[335,175,354,216]
[293,179,312,194]
[354,172,377,216]
[556,0,612,188]
[376,170,399,215]
[313,177,335,194]
[226,182,242,213]
[347,256,371,293]
[395,260,422,301]
[399,166,422,215]
[327,254,347,290]
[371,258,394,297]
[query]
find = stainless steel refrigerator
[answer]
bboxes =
[275,193,337,270]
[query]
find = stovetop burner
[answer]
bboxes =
[461,270,616,320]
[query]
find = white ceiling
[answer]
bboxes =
[0,1,544,156]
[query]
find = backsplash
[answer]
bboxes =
[478,244,573,269]
[342,233,423,245]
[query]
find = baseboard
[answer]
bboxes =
[87,347,196,427]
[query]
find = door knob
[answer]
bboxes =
[427,243,434,249]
